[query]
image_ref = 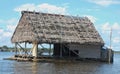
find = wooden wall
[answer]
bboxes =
[68,44,101,58]
[53,43,102,59]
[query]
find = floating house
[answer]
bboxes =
[11,11,113,62]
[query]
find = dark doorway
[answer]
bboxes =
[53,43,69,57]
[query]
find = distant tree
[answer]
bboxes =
[2,45,8,49]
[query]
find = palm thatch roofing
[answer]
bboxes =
[11,11,104,45]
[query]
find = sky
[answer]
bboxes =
[0,0,120,51]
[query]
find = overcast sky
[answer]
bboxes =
[0,0,120,51]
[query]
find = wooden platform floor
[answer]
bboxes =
[3,55,104,63]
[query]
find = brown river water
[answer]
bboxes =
[0,52,120,74]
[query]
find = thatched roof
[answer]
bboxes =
[11,11,104,45]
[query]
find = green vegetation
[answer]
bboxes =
[114,51,120,53]
[0,45,15,52]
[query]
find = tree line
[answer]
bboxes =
[0,45,15,52]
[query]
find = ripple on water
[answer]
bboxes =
[0,52,120,74]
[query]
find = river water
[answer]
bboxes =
[0,52,120,74]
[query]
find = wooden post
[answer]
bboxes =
[108,28,112,63]
[32,42,38,58]
[110,28,112,49]
[25,42,27,55]
[49,44,51,56]
[60,15,62,58]
[15,43,17,55]
[69,49,70,57]
[108,49,113,63]
[25,42,27,49]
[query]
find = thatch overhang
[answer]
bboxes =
[11,11,104,45]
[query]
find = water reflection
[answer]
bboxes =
[0,52,120,74]
[32,62,38,74]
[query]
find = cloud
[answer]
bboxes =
[88,0,120,6]
[84,15,97,23]
[3,32,12,37]
[112,37,120,43]
[6,18,18,25]
[0,18,18,33]
[0,18,18,25]
[0,29,4,39]
[97,22,120,51]
[118,31,120,34]
[14,3,67,14]
[7,24,17,32]
[0,18,17,46]
[0,29,12,45]
[14,4,36,12]
[38,3,67,14]
[0,29,3,34]
[101,22,120,33]
[102,22,111,31]
[112,23,120,30]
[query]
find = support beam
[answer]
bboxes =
[32,42,38,58]
[17,43,25,51]
[40,44,45,49]
[15,43,17,55]
[17,43,28,54]
[69,49,70,57]
[60,43,62,57]
[25,42,27,49]
[25,42,27,55]
[49,44,51,56]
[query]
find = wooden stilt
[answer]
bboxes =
[110,28,112,49]
[60,15,62,58]
[60,44,62,57]
[25,42,26,49]
[25,42,27,55]
[49,44,51,56]
[32,42,38,58]
[108,49,113,63]
[15,43,17,55]
[109,28,112,63]
[69,49,70,57]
